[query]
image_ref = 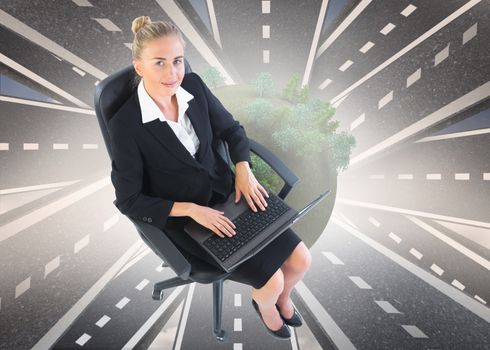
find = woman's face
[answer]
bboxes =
[133,35,185,98]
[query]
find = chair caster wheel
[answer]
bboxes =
[152,289,164,300]
[214,330,226,341]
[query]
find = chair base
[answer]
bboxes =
[214,329,226,341]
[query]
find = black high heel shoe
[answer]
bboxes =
[252,299,291,339]
[276,303,303,327]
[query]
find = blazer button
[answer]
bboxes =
[143,217,147,222]
[148,217,152,223]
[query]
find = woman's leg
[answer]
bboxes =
[276,242,312,318]
[251,268,286,331]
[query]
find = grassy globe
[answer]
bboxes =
[213,83,349,248]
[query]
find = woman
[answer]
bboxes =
[109,16,312,339]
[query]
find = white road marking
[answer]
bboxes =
[359,41,375,54]
[115,297,131,310]
[401,325,428,338]
[263,50,270,63]
[301,0,329,87]
[374,300,401,313]
[173,283,196,350]
[32,241,142,350]
[154,0,235,84]
[295,281,357,349]
[378,91,393,109]
[416,127,490,142]
[72,66,86,77]
[349,81,490,165]
[434,44,450,66]
[435,220,490,250]
[262,0,270,13]
[262,25,270,38]
[103,214,120,232]
[234,318,242,331]
[74,235,90,254]
[316,0,372,57]
[401,4,417,17]
[135,279,150,291]
[407,216,489,270]
[122,286,185,349]
[380,23,396,35]
[44,256,60,278]
[406,68,421,87]
[409,248,423,260]
[0,96,94,114]
[484,173,490,180]
[15,277,31,298]
[337,211,359,229]
[0,53,92,108]
[330,0,482,105]
[427,173,442,180]
[53,143,68,150]
[75,333,91,346]
[462,23,477,44]
[474,295,486,304]
[0,180,79,195]
[398,174,413,180]
[23,143,39,150]
[234,293,242,307]
[348,276,372,289]
[350,113,365,130]
[389,232,402,244]
[368,216,381,227]
[339,60,354,72]
[331,217,490,322]
[455,173,470,180]
[0,176,110,244]
[92,18,121,32]
[233,344,243,350]
[337,199,490,229]
[430,264,444,276]
[319,78,333,89]
[0,143,9,150]
[322,251,344,265]
[207,0,222,47]
[82,144,98,149]
[95,315,111,328]
[72,0,93,6]
[451,279,465,290]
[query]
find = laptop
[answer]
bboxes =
[184,187,331,272]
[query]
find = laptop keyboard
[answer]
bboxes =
[203,193,290,262]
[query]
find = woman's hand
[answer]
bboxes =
[234,161,269,212]
[189,204,236,238]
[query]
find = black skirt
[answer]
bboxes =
[164,191,302,289]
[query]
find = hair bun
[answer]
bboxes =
[131,16,151,34]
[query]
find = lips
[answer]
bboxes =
[162,81,177,87]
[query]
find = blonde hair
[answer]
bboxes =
[131,16,186,84]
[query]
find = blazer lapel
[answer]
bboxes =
[140,98,209,168]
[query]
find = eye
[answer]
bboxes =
[156,60,164,66]
[174,59,183,64]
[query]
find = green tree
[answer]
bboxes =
[253,72,275,97]
[281,73,309,104]
[201,66,225,88]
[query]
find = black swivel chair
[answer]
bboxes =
[94,60,299,341]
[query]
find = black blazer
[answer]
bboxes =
[108,72,251,233]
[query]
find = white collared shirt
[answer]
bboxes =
[137,79,200,158]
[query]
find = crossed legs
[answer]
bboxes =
[251,242,312,331]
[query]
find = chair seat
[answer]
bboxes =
[187,255,231,283]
